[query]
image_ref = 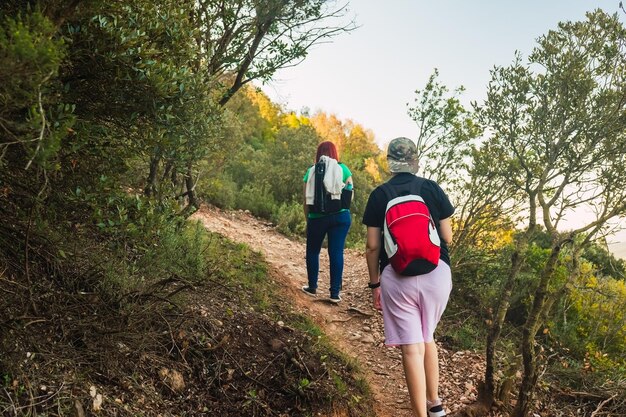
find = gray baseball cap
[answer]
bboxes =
[387,137,418,173]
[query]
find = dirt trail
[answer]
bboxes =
[193,206,485,417]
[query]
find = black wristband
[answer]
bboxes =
[367,282,380,289]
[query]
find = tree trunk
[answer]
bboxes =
[184,162,197,209]
[484,240,527,403]
[162,160,173,184]
[144,154,161,197]
[513,242,563,417]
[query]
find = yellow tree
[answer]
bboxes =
[309,112,348,155]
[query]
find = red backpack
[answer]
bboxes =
[381,178,440,276]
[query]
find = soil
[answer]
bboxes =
[192,205,487,417]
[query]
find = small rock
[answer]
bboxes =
[269,338,285,351]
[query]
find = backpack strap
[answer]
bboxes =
[411,177,436,224]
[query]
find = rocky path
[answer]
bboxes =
[193,206,485,417]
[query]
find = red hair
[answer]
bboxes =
[315,141,339,162]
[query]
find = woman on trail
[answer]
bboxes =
[302,141,353,303]
[362,137,454,417]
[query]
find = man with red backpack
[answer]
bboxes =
[362,137,454,417]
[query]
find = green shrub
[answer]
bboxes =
[202,177,238,209]
[235,184,277,219]
[0,9,73,170]
[554,273,626,366]
[274,201,306,236]
[63,192,211,298]
[440,306,487,351]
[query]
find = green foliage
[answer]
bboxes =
[0,9,72,171]
[342,168,377,248]
[211,88,382,248]
[194,0,354,105]
[452,245,513,310]
[477,10,626,233]
[262,125,320,203]
[558,271,626,362]
[60,1,225,205]
[581,242,626,280]
[468,10,626,412]
[102,218,211,298]
[94,193,182,241]
[223,89,275,150]
[543,264,626,402]
[236,184,279,219]
[44,189,209,298]
[223,123,318,205]
[332,371,349,395]
[407,69,479,188]
[202,177,239,209]
[440,310,487,351]
[274,201,306,237]
[0,9,65,110]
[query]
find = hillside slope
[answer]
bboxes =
[193,205,486,417]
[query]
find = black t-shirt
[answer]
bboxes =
[362,173,455,272]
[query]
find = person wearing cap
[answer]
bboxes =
[362,137,454,417]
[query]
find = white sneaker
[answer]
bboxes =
[301,286,317,297]
[329,295,342,303]
[428,404,446,417]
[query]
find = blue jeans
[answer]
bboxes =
[306,210,352,298]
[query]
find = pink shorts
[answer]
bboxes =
[380,262,452,345]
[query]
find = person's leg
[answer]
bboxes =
[326,210,351,298]
[380,266,427,415]
[424,341,440,403]
[418,262,452,414]
[401,343,427,417]
[305,216,329,291]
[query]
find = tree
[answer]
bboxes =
[407,69,479,187]
[476,10,626,416]
[141,0,355,209]
[193,0,355,106]
[405,71,519,271]
[309,112,349,153]
[342,122,379,166]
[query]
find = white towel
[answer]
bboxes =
[322,156,344,200]
[305,165,316,205]
[305,156,344,205]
